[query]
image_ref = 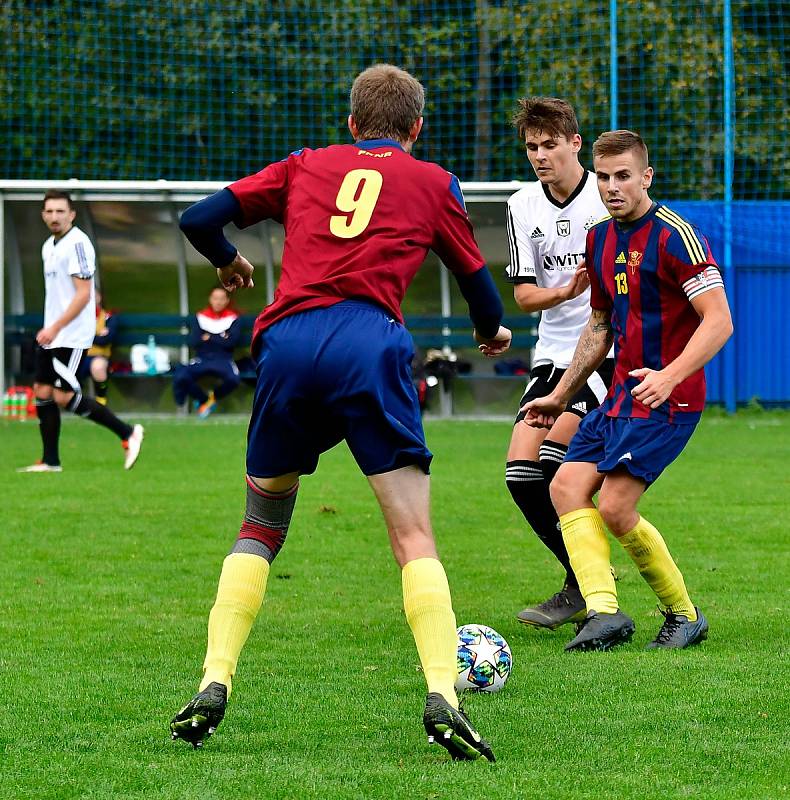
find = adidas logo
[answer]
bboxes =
[530,227,544,240]
[571,401,587,413]
[619,451,633,461]
[616,252,627,264]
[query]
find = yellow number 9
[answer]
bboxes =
[330,169,383,239]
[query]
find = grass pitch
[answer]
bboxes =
[1,412,788,799]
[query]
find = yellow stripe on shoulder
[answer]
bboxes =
[656,207,706,263]
[656,208,706,263]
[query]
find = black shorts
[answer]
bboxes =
[514,359,615,424]
[34,346,85,393]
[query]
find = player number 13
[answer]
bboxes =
[615,272,629,295]
[330,169,383,239]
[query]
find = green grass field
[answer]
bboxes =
[1,413,788,799]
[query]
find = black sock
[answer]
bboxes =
[506,459,576,586]
[537,440,576,587]
[93,378,109,401]
[69,394,133,440]
[36,398,61,466]
[538,439,568,485]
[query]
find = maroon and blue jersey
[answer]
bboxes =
[585,202,724,424]
[228,139,486,351]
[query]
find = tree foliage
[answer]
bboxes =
[0,0,785,198]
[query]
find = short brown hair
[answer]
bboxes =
[593,130,649,169]
[512,97,579,142]
[350,64,425,142]
[42,189,74,209]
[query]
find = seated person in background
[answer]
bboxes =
[78,290,117,405]
[173,287,242,417]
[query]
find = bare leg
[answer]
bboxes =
[368,466,457,704]
[597,469,646,537]
[367,465,437,567]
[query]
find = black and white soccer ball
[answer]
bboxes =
[455,623,513,693]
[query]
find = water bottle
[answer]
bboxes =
[11,392,22,420]
[25,389,36,420]
[146,334,157,375]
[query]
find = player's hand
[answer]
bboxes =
[36,325,59,346]
[520,394,565,428]
[629,367,677,408]
[561,264,590,300]
[217,253,255,292]
[474,325,512,357]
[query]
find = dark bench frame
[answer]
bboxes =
[4,312,537,380]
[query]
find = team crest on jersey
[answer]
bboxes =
[530,227,544,240]
[615,252,627,264]
[556,220,571,237]
[628,250,643,273]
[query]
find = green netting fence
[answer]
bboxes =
[1,0,787,198]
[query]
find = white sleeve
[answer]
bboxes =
[504,200,537,283]
[67,237,96,279]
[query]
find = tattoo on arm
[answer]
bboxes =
[557,309,614,399]
[590,309,612,334]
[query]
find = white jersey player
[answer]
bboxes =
[41,224,97,350]
[503,98,615,630]
[18,190,144,473]
[505,171,610,369]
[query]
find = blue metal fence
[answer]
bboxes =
[1,0,787,406]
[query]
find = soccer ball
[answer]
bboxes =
[455,624,512,693]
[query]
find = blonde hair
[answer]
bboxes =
[350,64,425,142]
[593,129,649,169]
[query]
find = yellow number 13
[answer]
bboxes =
[615,272,629,295]
[330,169,383,238]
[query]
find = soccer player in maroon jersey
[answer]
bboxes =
[169,64,510,760]
[524,130,732,652]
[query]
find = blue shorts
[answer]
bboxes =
[565,410,697,485]
[246,300,432,478]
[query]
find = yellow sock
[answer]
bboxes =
[618,517,697,620]
[200,553,270,696]
[560,508,619,614]
[402,557,459,709]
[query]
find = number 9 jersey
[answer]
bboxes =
[228,138,486,352]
